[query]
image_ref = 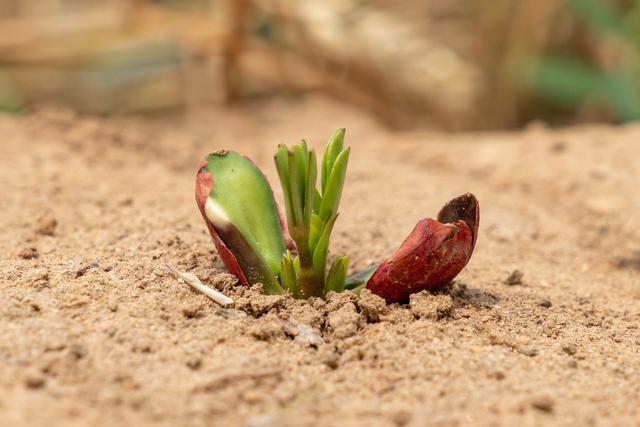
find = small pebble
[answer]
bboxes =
[18,247,39,260]
[562,344,577,356]
[35,215,57,236]
[505,270,523,286]
[182,303,204,319]
[25,376,46,389]
[531,396,554,413]
[186,357,202,370]
[75,260,98,278]
[539,299,552,308]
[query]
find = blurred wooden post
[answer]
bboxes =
[223,0,250,102]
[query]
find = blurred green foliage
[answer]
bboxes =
[530,0,640,121]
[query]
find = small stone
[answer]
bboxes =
[25,376,46,389]
[567,359,578,369]
[75,260,98,278]
[35,215,57,236]
[18,247,39,260]
[531,396,554,413]
[539,299,552,308]
[186,357,202,370]
[490,371,506,380]
[182,303,204,319]
[562,344,577,355]
[504,270,523,286]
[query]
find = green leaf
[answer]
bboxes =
[308,213,324,252]
[288,149,305,233]
[319,147,350,222]
[322,128,345,193]
[204,150,286,294]
[567,0,626,36]
[345,264,379,290]
[304,150,317,225]
[313,189,322,215]
[280,250,298,295]
[312,214,338,278]
[529,56,602,106]
[293,255,300,278]
[273,129,351,298]
[325,256,348,293]
[601,72,640,121]
[275,144,295,230]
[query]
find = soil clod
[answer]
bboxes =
[504,270,524,286]
[409,291,453,320]
[357,289,387,322]
[531,396,555,413]
[35,215,58,236]
[24,374,46,389]
[18,247,39,259]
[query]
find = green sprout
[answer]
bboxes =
[274,129,350,298]
[196,129,350,298]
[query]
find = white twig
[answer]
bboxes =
[165,264,233,307]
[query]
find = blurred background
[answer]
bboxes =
[1,0,639,130]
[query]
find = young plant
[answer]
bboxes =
[274,129,350,298]
[196,129,480,304]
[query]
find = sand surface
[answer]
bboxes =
[1,97,639,426]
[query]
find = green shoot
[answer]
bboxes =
[274,129,350,297]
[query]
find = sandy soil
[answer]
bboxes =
[1,97,639,427]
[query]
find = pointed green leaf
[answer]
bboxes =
[308,213,324,252]
[325,256,348,293]
[288,149,304,232]
[322,128,345,193]
[275,144,295,230]
[312,214,338,278]
[304,150,317,225]
[319,147,350,221]
[313,189,322,215]
[293,255,300,278]
[280,250,298,295]
[345,264,379,290]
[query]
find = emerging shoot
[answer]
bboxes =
[274,129,350,298]
[196,130,479,304]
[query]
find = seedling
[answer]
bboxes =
[196,129,479,303]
